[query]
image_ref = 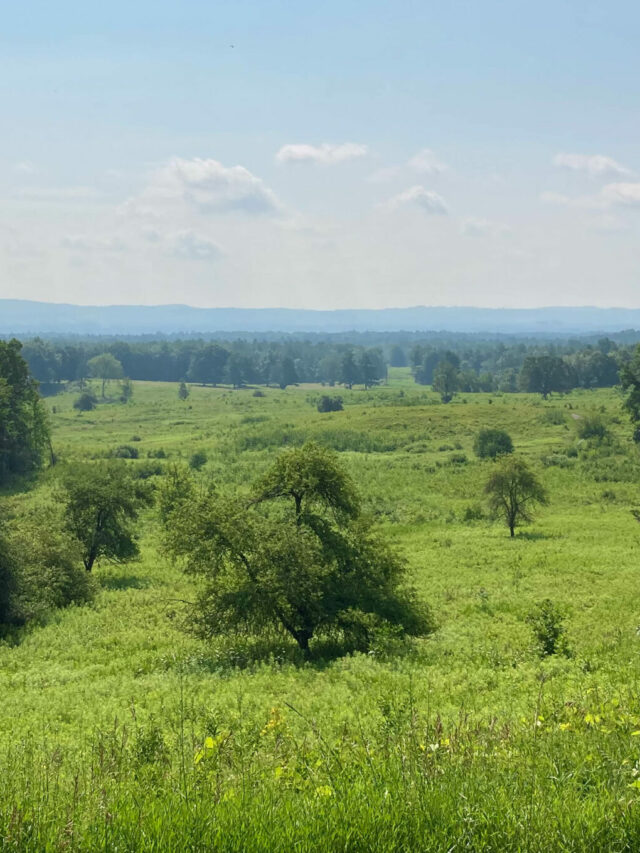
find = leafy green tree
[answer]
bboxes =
[178,381,189,401]
[432,361,459,403]
[59,462,153,571]
[163,443,431,654]
[0,338,50,484]
[340,349,361,389]
[474,428,514,459]
[187,344,229,386]
[485,457,547,537]
[119,378,134,403]
[519,355,574,399]
[526,599,569,657]
[274,356,298,389]
[87,353,124,398]
[620,345,640,440]
[73,391,97,411]
[359,348,385,389]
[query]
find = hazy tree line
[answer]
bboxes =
[409,337,623,397]
[13,334,629,394]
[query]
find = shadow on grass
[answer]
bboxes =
[99,574,152,591]
[515,530,559,541]
[169,633,419,675]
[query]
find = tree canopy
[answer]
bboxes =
[163,443,431,654]
[0,338,50,485]
[485,457,547,537]
[59,461,153,571]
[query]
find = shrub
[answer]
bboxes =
[576,415,609,442]
[474,428,514,459]
[526,599,569,657]
[113,445,139,459]
[448,452,468,465]
[147,448,167,459]
[189,451,208,470]
[317,395,344,413]
[73,392,97,412]
[252,389,265,398]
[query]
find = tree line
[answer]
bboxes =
[11,334,632,393]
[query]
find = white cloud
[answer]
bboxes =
[276,142,368,165]
[601,182,640,207]
[14,161,37,175]
[169,230,222,260]
[553,152,632,178]
[61,234,126,252]
[460,217,510,237]
[143,157,280,215]
[407,148,448,174]
[387,185,448,215]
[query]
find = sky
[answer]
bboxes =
[1,0,640,310]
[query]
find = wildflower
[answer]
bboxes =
[315,785,333,798]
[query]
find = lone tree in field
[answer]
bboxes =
[178,381,190,401]
[432,360,459,403]
[474,428,513,459]
[59,462,153,570]
[485,457,547,537]
[163,442,431,655]
[87,353,124,398]
[519,355,574,399]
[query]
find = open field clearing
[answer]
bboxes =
[3,371,640,850]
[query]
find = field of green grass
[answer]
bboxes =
[3,370,640,850]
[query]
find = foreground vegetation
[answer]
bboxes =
[3,369,640,849]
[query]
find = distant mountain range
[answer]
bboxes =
[2,300,640,336]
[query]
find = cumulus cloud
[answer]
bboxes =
[168,230,222,260]
[143,157,279,215]
[600,182,640,207]
[387,185,448,215]
[407,148,448,174]
[553,153,632,178]
[276,142,368,165]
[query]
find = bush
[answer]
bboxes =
[448,452,468,465]
[113,445,139,459]
[132,461,164,480]
[576,415,609,442]
[6,504,94,625]
[317,395,344,413]
[526,599,569,657]
[73,392,97,412]
[474,429,514,459]
[189,451,208,470]
[252,389,265,398]
[147,448,167,459]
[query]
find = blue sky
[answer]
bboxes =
[1,0,640,308]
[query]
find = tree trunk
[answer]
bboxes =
[510,525,515,537]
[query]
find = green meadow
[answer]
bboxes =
[3,369,640,850]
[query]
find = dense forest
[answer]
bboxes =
[13,332,631,395]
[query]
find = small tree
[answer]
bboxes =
[432,361,459,403]
[526,599,568,657]
[178,381,190,401]
[119,378,134,403]
[59,462,153,571]
[73,391,97,411]
[485,457,547,537]
[87,353,124,398]
[317,395,343,413]
[474,428,514,459]
[164,443,431,655]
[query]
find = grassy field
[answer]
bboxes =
[3,370,640,850]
